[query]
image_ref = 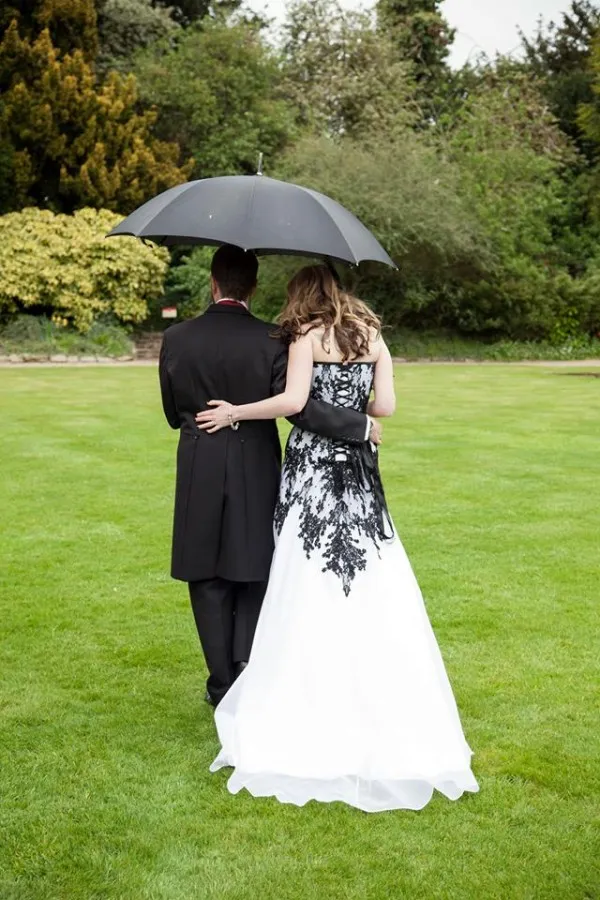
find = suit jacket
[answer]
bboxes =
[159,303,368,583]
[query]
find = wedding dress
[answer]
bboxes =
[210,362,479,812]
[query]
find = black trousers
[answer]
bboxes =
[188,578,266,706]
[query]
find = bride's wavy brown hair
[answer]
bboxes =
[277,265,381,362]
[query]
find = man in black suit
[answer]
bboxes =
[159,245,380,706]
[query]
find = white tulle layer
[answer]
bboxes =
[210,767,479,813]
[210,510,479,812]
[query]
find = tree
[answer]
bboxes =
[277,132,482,328]
[276,56,594,341]
[0,0,98,60]
[0,21,192,213]
[281,0,417,140]
[577,30,600,222]
[577,25,600,143]
[520,1,600,158]
[153,0,241,27]
[376,0,455,115]
[443,65,582,339]
[96,0,180,76]
[133,21,295,177]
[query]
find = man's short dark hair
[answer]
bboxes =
[211,244,259,302]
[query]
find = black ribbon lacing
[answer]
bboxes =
[345,443,395,542]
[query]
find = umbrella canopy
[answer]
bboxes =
[107,175,396,269]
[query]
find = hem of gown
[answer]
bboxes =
[209,757,479,812]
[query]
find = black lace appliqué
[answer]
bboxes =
[274,364,393,596]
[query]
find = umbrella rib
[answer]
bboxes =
[134,181,197,236]
[242,177,260,250]
[295,187,360,265]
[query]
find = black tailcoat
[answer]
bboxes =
[159,304,368,583]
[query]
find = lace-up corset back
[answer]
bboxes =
[283,362,375,471]
[309,362,374,412]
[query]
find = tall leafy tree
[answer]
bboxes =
[578,29,600,143]
[133,20,295,177]
[443,64,580,339]
[376,0,455,116]
[518,2,600,279]
[577,30,600,220]
[96,0,180,76]
[520,1,600,158]
[281,0,417,140]
[0,20,192,213]
[153,0,241,26]
[0,0,98,59]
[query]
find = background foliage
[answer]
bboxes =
[0,0,599,347]
[96,0,180,76]
[0,207,169,332]
[133,20,294,178]
[280,1,416,139]
[0,0,192,215]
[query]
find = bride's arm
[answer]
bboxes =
[271,343,372,444]
[196,334,314,432]
[367,340,396,418]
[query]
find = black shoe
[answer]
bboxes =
[205,689,216,707]
[234,661,248,679]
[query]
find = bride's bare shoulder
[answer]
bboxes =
[356,327,383,362]
[304,323,328,347]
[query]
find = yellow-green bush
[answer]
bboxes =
[0,206,169,331]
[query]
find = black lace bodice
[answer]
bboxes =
[274,363,393,595]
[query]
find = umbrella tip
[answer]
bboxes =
[257,152,263,176]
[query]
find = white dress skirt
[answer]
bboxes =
[210,363,479,812]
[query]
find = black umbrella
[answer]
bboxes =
[107,174,396,269]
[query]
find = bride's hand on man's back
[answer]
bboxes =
[195,400,235,433]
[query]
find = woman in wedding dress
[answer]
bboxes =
[195,266,479,812]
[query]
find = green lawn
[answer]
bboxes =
[1,365,599,900]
